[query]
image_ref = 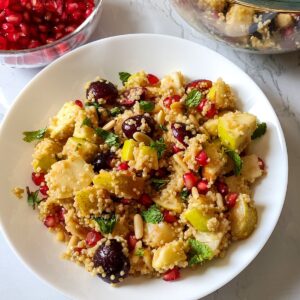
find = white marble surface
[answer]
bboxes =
[0,0,300,299]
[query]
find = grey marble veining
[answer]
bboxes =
[0,0,300,299]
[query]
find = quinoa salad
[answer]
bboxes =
[21,71,267,284]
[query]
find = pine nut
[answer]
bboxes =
[134,214,144,239]
[102,119,116,131]
[133,132,153,145]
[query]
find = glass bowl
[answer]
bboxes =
[171,0,300,53]
[0,0,103,68]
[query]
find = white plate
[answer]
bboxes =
[0,34,288,300]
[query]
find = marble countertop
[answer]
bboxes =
[0,0,299,299]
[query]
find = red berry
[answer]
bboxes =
[31,172,45,186]
[44,215,58,228]
[196,99,207,113]
[2,22,15,32]
[186,79,212,92]
[206,103,217,118]
[74,99,83,108]
[195,150,209,166]
[139,193,153,207]
[226,192,238,208]
[172,144,183,154]
[163,95,181,108]
[86,230,102,247]
[215,181,228,196]
[163,211,177,223]
[147,74,159,85]
[6,13,22,25]
[258,157,265,171]
[183,172,198,190]
[0,0,10,10]
[127,234,137,251]
[117,162,129,171]
[197,179,209,194]
[163,267,180,281]
[39,184,49,196]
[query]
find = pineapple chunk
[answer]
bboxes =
[152,240,187,272]
[143,223,176,247]
[93,170,144,199]
[121,139,137,161]
[218,112,257,152]
[224,175,250,195]
[194,231,224,254]
[229,194,257,239]
[160,71,185,96]
[184,208,210,232]
[241,154,263,183]
[48,101,81,140]
[134,145,159,171]
[124,71,148,89]
[45,156,94,199]
[203,118,219,137]
[207,79,236,110]
[32,138,62,172]
[154,193,183,213]
[62,137,98,162]
[202,141,227,181]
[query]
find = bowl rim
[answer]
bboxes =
[0,33,289,300]
[0,0,103,55]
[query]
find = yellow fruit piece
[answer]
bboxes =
[144,223,176,248]
[93,170,144,199]
[134,145,159,171]
[121,139,137,161]
[33,157,57,172]
[154,194,183,213]
[184,208,210,232]
[207,85,216,101]
[74,187,98,217]
[203,118,219,137]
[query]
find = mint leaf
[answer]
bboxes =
[188,238,213,266]
[180,188,190,201]
[185,90,202,107]
[23,128,47,143]
[81,117,92,128]
[26,187,41,209]
[94,214,117,234]
[141,205,163,224]
[251,122,267,140]
[119,72,131,85]
[150,138,166,159]
[110,107,123,117]
[135,248,144,257]
[159,124,167,132]
[95,128,120,148]
[225,149,243,175]
[139,100,155,112]
[150,178,169,190]
[85,102,100,109]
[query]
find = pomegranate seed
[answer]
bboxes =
[226,192,239,208]
[195,150,209,166]
[32,172,45,186]
[74,247,84,254]
[6,32,20,42]
[197,179,209,194]
[44,215,58,228]
[121,198,131,205]
[172,144,183,154]
[19,23,29,35]
[183,172,198,190]
[38,24,48,33]
[163,211,177,223]
[258,157,265,171]
[0,35,7,49]
[205,103,217,118]
[65,25,76,34]
[74,99,83,108]
[163,95,181,108]
[139,193,153,207]
[186,79,212,92]
[6,13,22,24]
[147,74,160,85]
[155,168,168,178]
[28,39,40,48]
[86,230,102,247]
[2,23,15,32]
[56,207,66,222]
[0,0,10,10]
[127,234,137,251]
[215,181,228,196]
[118,162,129,171]
[163,267,180,281]
[39,184,49,196]
[66,2,79,13]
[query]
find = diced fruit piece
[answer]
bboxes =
[73,110,98,143]
[203,118,219,136]
[45,156,94,199]
[86,80,118,105]
[205,103,217,118]
[218,112,257,152]
[134,145,159,171]
[186,79,212,92]
[241,154,263,183]
[139,193,153,207]
[163,95,181,108]
[124,71,148,88]
[229,194,257,239]
[194,231,224,254]
[121,139,137,161]
[93,170,144,199]
[197,180,209,194]
[62,137,98,162]
[171,122,192,146]
[32,138,62,172]
[32,172,45,186]
[195,150,209,166]
[152,240,186,272]
[118,162,129,171]
[163,211,177,223]
[154,193,183,213]
[224,176,250,195]
[86,230,102,247]
[44,215,58,228]
[183,172,198,190]
[147,73,160,85]
[225,192,238,208]
[122,115,155,138]
[48,101,81,140]
[160,72,185,96]
[163,267,180,281]
[144,223,176,247]
[184,208,210,231]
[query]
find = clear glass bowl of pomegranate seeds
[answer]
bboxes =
[0,0,103,68]
[170,0,300,54]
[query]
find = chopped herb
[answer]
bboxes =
[94,214,117,234]
[26,187,41,209]
[225,149,243,175]
[150,138,166,159]
[158,124,168,132]
[139,100,155,112]
[85,102,100,109]
[251,122,267,140]
[141,205,163,224]
[110,107,123,117]
[81,117,92,128]
[23,128,47,143]
[150,178,169,190]
[119,72,131,85]
[180,188,190,201]
[95,128,120,148]
[185,90,202,107]
[188,238,213,266]
[135,248,144,257]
